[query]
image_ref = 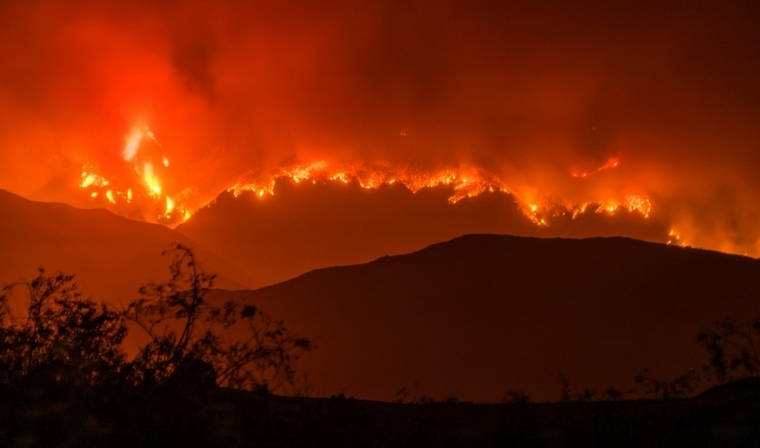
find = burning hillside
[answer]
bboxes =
[1,1,759,255]
[76,124,652,230]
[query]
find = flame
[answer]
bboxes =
[80,164,109,188]
[78,125,656,238]
[78,125,189,223]
[141,163,162,197]
[229,162,512,204]
[123,125,157,161]
[667,229,688,247]
[165,196,174,214]
[571,158,620,179]
[230,161,651,228]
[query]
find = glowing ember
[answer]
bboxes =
[571,158,620,179]
[80,164,109,189]
[667,229,688,247]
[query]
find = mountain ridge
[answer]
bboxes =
[216,233,760,402]
[176,180,670,288]
[0,188,250,299]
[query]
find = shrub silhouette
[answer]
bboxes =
[698,318,760,384]
[122,243,312,392]
[0,268,126,386]
[0,244,312,394]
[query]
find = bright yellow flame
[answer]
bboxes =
[123,128,144,161]
[625,195,651,218]
[229,161,653,230]
[668,229,687,247]
[123,125,158,161]
[142,163,162,197]
[572,157,620,179]
[77,124,192,223]
[80,171,109,188]
[80,125,661,234]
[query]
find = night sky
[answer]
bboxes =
[2,0,760,257]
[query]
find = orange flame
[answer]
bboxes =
[571,158,620,179]
[78,125,189,223]
[230,161,651,227]
[667,229,688,247]
[78,125,655,237]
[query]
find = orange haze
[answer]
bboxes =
[1,1,760,256]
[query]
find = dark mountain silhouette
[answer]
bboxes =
[177,179,670,288]
[0,189,249,300]
[216,234,760,402]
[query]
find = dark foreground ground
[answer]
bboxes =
[1,378,759,447]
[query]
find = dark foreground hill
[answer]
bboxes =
[215,234,760,402]
[0,189,249,299]
[2,378,760,447]
[176,180,669,288]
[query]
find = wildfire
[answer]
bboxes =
[230,162,511,204]
[123,125,158,161]
[78,125,655,234]
[571,158,620,179]
[80,163,109,188]
[230,161,652,227]
[667,229,688,247]
[78,125,190,223]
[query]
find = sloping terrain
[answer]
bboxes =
[0,189,249,301]
[216,234,760,402]
[177,180,668,288]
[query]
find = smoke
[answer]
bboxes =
[1,0,759,254]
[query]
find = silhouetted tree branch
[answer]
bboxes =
[631,368,701,400]
[0,268,126,386]
[698,318,760,384]
[122,243,312,392]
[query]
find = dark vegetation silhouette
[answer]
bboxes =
[697,318,760,384]
[0,268,126,387]
[1,242,759,446]
[0,243,311,393]
[390,315,760,406]
[122,243,312,392]
[549,316,760,404]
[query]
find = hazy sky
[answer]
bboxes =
[1,0,759,254]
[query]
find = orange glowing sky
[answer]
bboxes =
[2,1,760,256]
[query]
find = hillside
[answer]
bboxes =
[177,180,668,288]
[215,234,760,402]
[0,189,249,301]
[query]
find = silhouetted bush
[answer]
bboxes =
[698,318,760,384]
[0,243,312,395]
[122,243,312,392]
[0,269,126,387]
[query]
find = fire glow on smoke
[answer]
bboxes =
[2,1,759,256]
[80,125,191,222]
[79,124,653,235]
